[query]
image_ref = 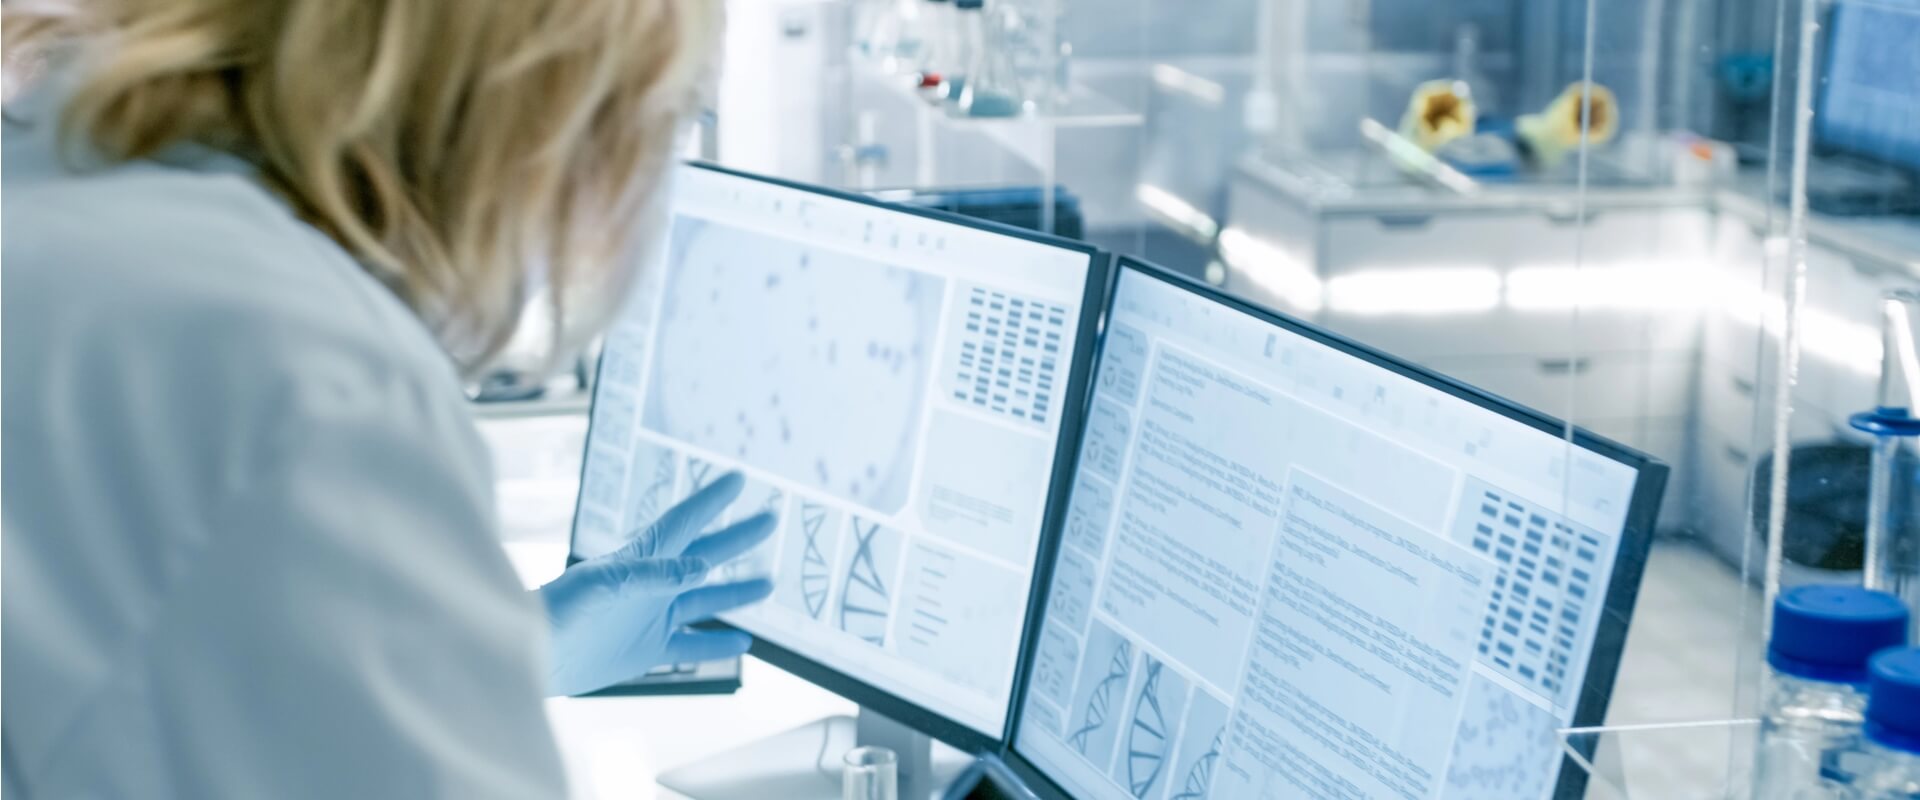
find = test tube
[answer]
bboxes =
[1860,290,1920,639]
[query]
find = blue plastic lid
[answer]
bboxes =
[1767,586,1908,683]
[1853,407,1920,437]
[1868,649,1920,754]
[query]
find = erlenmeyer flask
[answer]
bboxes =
[954,0,1023,118]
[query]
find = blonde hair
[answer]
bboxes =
[4,0,719,374]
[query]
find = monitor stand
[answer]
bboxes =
[656,707,971,799]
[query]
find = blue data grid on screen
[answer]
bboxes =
[948,285,1067,427]
[1456,479,1607,707]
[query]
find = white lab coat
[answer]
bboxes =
[1,76,569,797]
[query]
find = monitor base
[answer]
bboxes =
[656,708,971,799]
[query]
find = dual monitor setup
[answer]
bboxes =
[569,163,1669,800]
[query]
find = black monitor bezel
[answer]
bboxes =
[565,160,1114,756]
[999,256,1669,800]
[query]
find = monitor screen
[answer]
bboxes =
[1818,0,1920,173]
[1010,261,1662,799]
[571,164,1104,742]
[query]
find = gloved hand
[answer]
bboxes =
[538,471,776,697]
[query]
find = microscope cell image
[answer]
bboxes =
[643,217,943,515]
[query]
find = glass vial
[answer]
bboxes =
[1751,586,1908,798]
[843,746,899,800]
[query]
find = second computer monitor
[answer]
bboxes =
[570,164,1107,749]
[1008,259,1665,800]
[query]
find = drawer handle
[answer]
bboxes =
[1849,257,1888,279]
[1545,205,1594,225]
[1373,214,1434,230]
[1537,357,1593,375]
[1732,377,1756,396]
[1724,444,1750,464]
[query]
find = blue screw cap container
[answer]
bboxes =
[1868,648,1920,754]
[1768,586,1909,684]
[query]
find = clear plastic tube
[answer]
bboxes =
[1861,292,1920,640]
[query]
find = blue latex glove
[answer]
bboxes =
[538,472,776,697]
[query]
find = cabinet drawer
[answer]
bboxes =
[1425,354,1696,422]
[1319,307,1702,361]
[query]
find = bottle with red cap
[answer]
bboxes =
[1753,586,1909,798]
[1857,647,1920,797]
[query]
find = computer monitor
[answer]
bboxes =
[570,163,1108,753]
[1818,0,1920,174]
[1005,258,1666,800]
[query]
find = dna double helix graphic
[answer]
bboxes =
[837,518,892,646]
[1123,660,1172,797]
[1067,639,1132,754]
[798,502,833,619]
[1168,730,1223,800]
[686,457,717,494]
[625,447,677,531]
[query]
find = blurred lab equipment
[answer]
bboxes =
[1517,81,1619,169]
[954,0,1022,117]
[1397,79,1477,154]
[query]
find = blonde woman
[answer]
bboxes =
[2,1,778,796]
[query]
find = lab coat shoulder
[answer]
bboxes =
[2,134,568,797]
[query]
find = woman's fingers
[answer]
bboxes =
[669,578,775,628]
[611,472,745,560]
[681,512,777,566]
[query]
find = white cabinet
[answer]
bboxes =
[1221,156,1712,533]
[1691,195,1917,564]
[1221,157,1919,558]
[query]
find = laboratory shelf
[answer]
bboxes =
[849,54,1143,179]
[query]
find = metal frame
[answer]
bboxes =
[1000,256,1670,800]
[566,160,1113,756]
